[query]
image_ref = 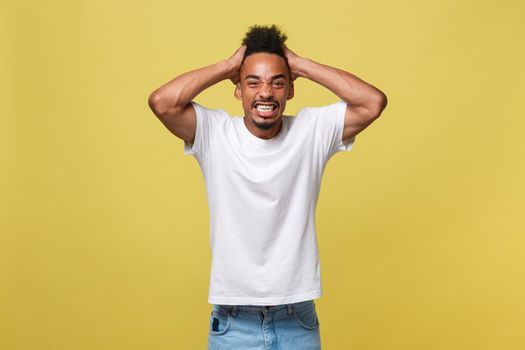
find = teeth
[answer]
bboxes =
[256,104,275,112]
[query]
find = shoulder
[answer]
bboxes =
[184,102,232,156]
[190,102,233,138]
[190,102,233,135]
[291,101,347,129]
[296,101,347,118]
[192,101,231,121]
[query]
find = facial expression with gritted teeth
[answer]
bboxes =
[235,52,294,139]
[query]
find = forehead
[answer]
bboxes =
[240,53,289,79]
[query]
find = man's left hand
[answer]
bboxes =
[283,46,302,81]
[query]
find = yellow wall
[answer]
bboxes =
[2,0,524,349]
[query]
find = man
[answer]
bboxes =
[148,25,387,350]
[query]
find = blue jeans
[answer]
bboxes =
[208,300,321,349]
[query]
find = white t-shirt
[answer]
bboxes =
[184,101,355,305]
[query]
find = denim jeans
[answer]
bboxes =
[208,299,321,349]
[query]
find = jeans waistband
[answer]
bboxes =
[215,300,314,317]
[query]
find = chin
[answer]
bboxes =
[251,116,280,131]
[253,121,277,131]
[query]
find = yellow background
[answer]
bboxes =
[2,0,524,349]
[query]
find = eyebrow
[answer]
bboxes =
[244,74,287,81]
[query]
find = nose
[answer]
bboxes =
[258,82,274,98]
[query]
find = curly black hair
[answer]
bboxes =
[241,24,288,63]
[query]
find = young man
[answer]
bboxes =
[148,25,387,350]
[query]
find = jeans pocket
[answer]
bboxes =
[209,309,232,336]
[292,301,320,330]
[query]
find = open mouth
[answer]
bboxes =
[253,102,278,115]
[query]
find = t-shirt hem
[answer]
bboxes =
[208,289,322,306]
[183,101,201,156]
[340,135,356,152]
[336,100,355,152]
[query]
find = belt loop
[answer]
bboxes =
[287,304,293,315]
[232,305,238,317]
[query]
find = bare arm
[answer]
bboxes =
[148,46,246,144]
[284,47,387,143]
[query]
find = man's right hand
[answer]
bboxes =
[148,45,247,145]
[227,45,246,85]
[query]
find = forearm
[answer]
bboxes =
[149,59,236,115]
[292,56,386,111]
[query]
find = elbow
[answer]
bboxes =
[148,91,185,120]
[369,91,388,119]
[148,91,165,116]
[378,91,388,111]
[148,91,179,118]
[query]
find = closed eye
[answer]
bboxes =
[246,80,260,87]
[245,80,286,88]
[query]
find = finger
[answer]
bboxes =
[230,73,240,85]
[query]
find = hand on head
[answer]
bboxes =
[283,46,301,81]
[227,44,301,84]
[228,45,247,85]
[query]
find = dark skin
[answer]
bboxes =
[234,52,294,140]
[148,44,387,145]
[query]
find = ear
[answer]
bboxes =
[287,81,294,100]
[234,83,242,100]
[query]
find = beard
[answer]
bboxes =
[252,117,279,130]
[248,99,281,131]
[249,117,280,130]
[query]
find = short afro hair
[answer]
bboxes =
[241,24,288,64]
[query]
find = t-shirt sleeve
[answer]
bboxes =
[183,101,222,157]
[308,101,355,157]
